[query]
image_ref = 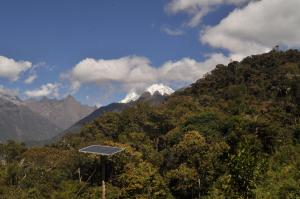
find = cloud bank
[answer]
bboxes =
[0,56,32,81]
[24,74,37,84]
[166,0,253,27]
[25,83,59,98]
[201,0,300,60]
[67,54,229,92]
[0,85,19,97]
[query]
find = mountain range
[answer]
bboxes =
[0,90,61,142]
[0,83,174,143]
[25,95,96,130]
[0,91,95,142]
[60,84,174,138]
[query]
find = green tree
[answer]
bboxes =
[117,161,172,199]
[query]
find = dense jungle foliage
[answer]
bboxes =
[0,50,300,198]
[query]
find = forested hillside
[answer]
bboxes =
[0,50,299,198]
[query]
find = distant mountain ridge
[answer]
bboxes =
[0,93,62,142]
[25,95,96,130]
[59,83,175,139]
[0,90,96,142]
[0,83,173,143]
[61,102,130,136]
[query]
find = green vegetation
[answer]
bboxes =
[0,50,300,198]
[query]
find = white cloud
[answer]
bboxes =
[201,0,300,60]
[66,54,229,92]
[158,53,228,82]
[24,74,37,84]
[25,83,59,98]
[0,56,32,81]
[161,26,184,36]
[165,0,253,27]
[68,56,156,90]
[0,85,21,104]
[0,85,19,97]
[23,62,48,84]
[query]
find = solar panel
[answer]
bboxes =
[79,145,124,156]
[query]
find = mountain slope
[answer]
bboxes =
[25,95,96,130]
[60,84,174,137]
[62,102,130,135]
[0,97,62,142]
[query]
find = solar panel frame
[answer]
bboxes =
[79,145,124,156]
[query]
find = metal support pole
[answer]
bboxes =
[198,178,201,199]
[101,156,106,199]
[78,168,81,183]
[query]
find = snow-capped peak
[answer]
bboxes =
[120,84,174,103]
[146,83,174,96]
[120,90,140,103]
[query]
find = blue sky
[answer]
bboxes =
[0,0,298,106]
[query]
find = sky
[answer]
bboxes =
[0,0,299,106]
